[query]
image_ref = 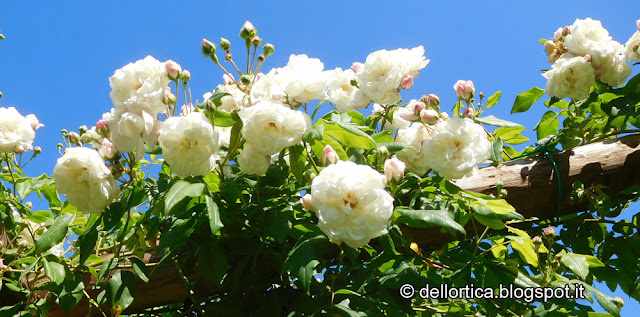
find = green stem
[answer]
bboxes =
[174,259,206,316]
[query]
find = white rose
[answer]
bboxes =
[53,147,119,213]
[238,101,311,155]
[624,30,640,62]
[422,117,491,180]
[564,18,612,56]
[158,112,220,177]
[542,54,595,100]
[323,68,370,112]
[0,107,36,153]
[310,161,394,248]
[207,83,248,112]
[395,123,430,176]
[250,69,287,104]
[281,54,328,104]
[384,156,406,182]
[99,138,116,159]
[109,55,171,116]
[238,143,271,175]
[589,41,632,87]
[355,46,429,105]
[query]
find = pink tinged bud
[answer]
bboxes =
[463,107,475,119]
[351,62,363,73]
[0,258,4,269]
[453,80,475,102]
[384,157,406,182]
[96,120,109,136]
[583,54,592,62]
[426,94,440,107]
[543,225,556,238]
[180,103,195,115]
[400,75,414,89]
[420,109,439,124]
[164,60,182,81]
[34,146,42,154]
[301,194,315,212]
[223,74,235,85]
[68,132,80,144]
[321,145,338,165]
[562,26,570,36]
[255,73,265,81]
[26,114,44,130]
[13,144,25,154]
[99,139,116,159]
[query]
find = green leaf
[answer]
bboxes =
[198,243,228,285]
[509,236,539,267]
[282,235,329,294]
[107,270,137,312]
[77,226,98,266]
[593,288,622,317]
[561,252,589,280]
[129,257,149,283]
[302,124,325,142]
[205,195,223,235]
[396,208,466,236]
[164,180,205,214]
[535,111,559,140]
[98,257,119,283]
[288,144,306,183]
[475,115,523,128]
[472,213,505,230]
[511,86,545,114]
[489,138,503,163]
[324,122,376,150]
[35,212,74,253]
[43,258,66,285]
[484,91,502,109]
[485,198,516,215]
[583,255,605,268]
[377,142,407,153]
[57,272,84,313]
[212,110,236,127]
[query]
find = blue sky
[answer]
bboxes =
[1,0,639,314]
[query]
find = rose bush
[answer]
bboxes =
[1,18,640,317]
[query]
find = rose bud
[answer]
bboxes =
[180,70,191,82]
[220,37,231,52]
[263,43,275,58]
[163,90,177,106]
[99,138,116,160]
[463,107,475,119]
[165,60,182,81]
[384,156,406,182]
[251,36,262,47]
[25,202,32,209]
[420,109,439,124]
[351,62,363,73]
[95,120,109,136]
[13,144,25,154]
[322,144,338,165]
[34,146,42,154]
[543,226,556,239]
[400,74,414,89]
[453,80,475,102]
[425,94,440,108]
[201,38,216,57]
[240,21,257,40]
[68,132,80,144]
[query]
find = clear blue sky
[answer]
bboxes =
[1,0,639,314]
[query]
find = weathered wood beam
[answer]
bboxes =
[404,133,640,245]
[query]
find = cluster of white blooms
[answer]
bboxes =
[102,56,173,154]
[355,46,429,105]
[238,100,311,174]
[303,161,394,248]
[158,112,220,177]
[0,107,42,154]
[543,18,634,99]
[422,118,491,179]
[12,208,64,257]
[53,147,119,213]
[396,123,431,175]
[250,54,328,105]
[323,68,370,112]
